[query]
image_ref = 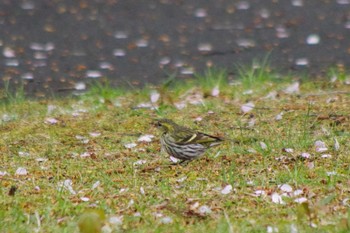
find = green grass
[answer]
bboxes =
[1,65,350,232]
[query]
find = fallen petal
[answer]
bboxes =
[300,152,311,159]
[334,138,340,151]
[198,205,212,214]
[137,134,154,142]
[92,181,100,190]
[177,176,187,183]
[160,216,173,224]
[150,91,160,103]
[89,132,101,137]
[133,160,147,166]
[260,141,268,150]
[109,216,123,225]
[294,197,308,203]
[58,179,76,195]
[283,82,299,94]
[283,148,294,153]
[0,171,8,176]
[124,143,137,149]
[18,151,30,157]
[279,184,293,192]
[293,189,303,196]
[15,167,28,175]
[275,112,283,121]
[221,184,233,195]
[80,197,90,202]
[271,192,285,204]
[326,171,337,176]
[211,85,220,97]
[45,117,58,124]
[169,156,181,163]
[267,226,279,233]
[80,152,91,158]
[254,190,266,196]
[315,140,327,152]
[241,102,255,113]
[140,187,145,195]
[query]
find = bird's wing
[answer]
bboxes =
[177,131,223,146]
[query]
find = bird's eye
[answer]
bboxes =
[157,122,162,127]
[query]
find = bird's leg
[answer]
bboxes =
[179,160,190,166]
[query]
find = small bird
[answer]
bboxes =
[155,119,223,163]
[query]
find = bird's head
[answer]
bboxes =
[154,119,177,133]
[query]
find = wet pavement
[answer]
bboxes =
[1,0,350,97]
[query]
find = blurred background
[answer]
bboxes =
[0,0,350,97]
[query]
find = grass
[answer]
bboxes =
[1,64,350,232]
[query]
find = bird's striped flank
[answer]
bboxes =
[156,118,224,163]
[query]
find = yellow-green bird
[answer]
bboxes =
[155,119,223,163]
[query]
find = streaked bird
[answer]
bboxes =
[155,119,223,163]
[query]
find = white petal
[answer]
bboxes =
[45,118,58,124]
[294,197,308,203]
[15,167,28,175]
[109,216,123,225]
[140,187,145,195]
[300,152,311,159]
[334,138,340,151]
[283,82,299,94]
[133,160,147,166]
[176,176,187,183]
[264,91,277,99]
[221,184,233,195]
[160,216,173,224]
[190,202,200,210]
[326,171,337,176]
[314,140,327,152]
[124,143,137,149]
[211,85,220,97]
[169,156,180,163]
[293,189,303,196]
[57,179,76,195]
[80,197,90,202]
[3,47,15,57]
[271,192,285,204]
[253,190,266,196]
[89,132,101,137]
[279,184,293,192]
[92,181,100,190]
[260,141,268,150]
[194,117,203,122]
[275,112,283,121]
[150,91,160,103]
[119,188,127,193]
[241,102,255,113]
[80,152,91,158]
[174,102,187,110]
[267,226,279,233]
[74,82,86,90]
[0,171,8,176]
[306,34,320,45]
[18,151,30,157]
[284,148,294,153]
[137,134,154,142]
[243,89,253,95]
[86,70,102,78]
[134,212,141,217]
[316,147,328,153]
[198,205,212,214]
